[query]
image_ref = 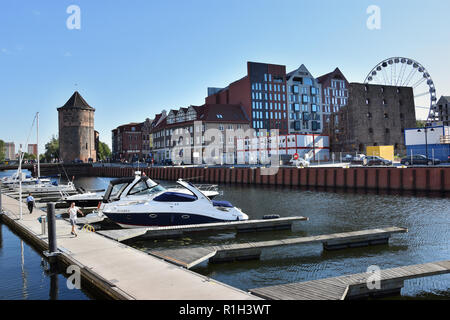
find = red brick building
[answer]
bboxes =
[206,62,289,135]
[111,122,144,162]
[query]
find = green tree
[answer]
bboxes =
[43,135,59,162]
[22,152,37,160]
[0,139,5,162]
[97,141,112,161]
[416,120,427,128]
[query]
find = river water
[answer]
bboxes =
[1,171,449,299]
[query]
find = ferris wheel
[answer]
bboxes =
[364,57,438,122]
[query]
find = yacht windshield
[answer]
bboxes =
[110,183,130,199]
[128,179,166,196]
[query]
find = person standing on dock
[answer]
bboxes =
[68,202,84,237]
[26,193,35,214]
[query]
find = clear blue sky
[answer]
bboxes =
[1,0,449,152]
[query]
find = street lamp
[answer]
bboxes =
[417,124,435,161]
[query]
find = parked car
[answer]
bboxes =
[72,159,84,164]
[401,155,441,166]
[162,159,174,166]
[290,157,310,168]
[344,154,353,162]
[351,154,366,165]
[363,156,393,167]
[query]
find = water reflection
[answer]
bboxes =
[20,240,28,299]
[0,223,89,300]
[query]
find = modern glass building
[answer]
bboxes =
[286,64,322,134]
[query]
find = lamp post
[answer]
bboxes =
[417,124,435,162]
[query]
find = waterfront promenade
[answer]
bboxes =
[0,194,258,300]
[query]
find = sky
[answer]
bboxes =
[1,0,450,153]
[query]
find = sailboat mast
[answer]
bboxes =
[37,112,40,178]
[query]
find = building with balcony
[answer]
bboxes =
[286,64,323,134]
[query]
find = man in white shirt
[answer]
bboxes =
[26,193,35,214]
[68,202,84,237]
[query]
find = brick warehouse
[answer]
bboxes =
[331,83,416,155]
[57,91,97,163]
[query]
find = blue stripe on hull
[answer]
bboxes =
[103,212,233,227]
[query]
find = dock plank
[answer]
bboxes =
[250,260,450,300]
[147,227,407,269]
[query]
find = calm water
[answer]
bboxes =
[0,170,93,300]
[73,176,450,299]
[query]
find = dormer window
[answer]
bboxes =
[216,114,223,119]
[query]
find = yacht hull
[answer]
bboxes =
[103,211,239,228]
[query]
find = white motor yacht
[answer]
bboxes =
[100,178,248,228]
[62,171,219,207]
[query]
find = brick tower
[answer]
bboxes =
[57,91,96,163]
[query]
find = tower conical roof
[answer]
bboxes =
[58,91,95,111]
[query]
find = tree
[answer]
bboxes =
[22,152,37,160]
[97,141,111,161]
[0,139,5,162]
[416,120,427,128]
[43,135,60,162]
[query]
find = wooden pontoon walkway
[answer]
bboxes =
[148,227,408,269]
[0,193,258,300]
[97,216,308,242]
[250,260,450,300]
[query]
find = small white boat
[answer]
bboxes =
[20,180,76,193]
[1,172,50,186]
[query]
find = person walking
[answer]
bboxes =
[68,202,84,237]
[26,193,35,214]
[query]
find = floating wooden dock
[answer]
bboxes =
[0,192,258,300]
[148,227,408,269]
[97,216,308,242]
[249,260,450,300]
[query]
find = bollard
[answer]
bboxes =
[41,215,47,235]
[47,203,57,255]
